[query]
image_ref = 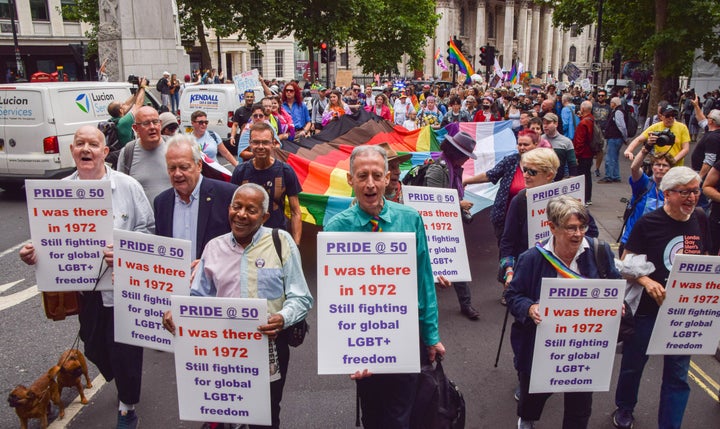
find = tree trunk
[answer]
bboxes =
[648,0,679,112]
[195,17,212,72]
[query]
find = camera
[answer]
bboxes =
[650,129,675,147]
[461,208,474,224]
[127,75,141,86]
[686,88,695,100]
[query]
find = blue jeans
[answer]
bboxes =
[604,138,623,180]
[615,314,691,429]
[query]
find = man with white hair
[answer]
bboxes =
[599,97,628,183]
[157,71,171,110]
[612,166,709,429]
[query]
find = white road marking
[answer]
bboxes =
[48,374,108,429]
[0,285,39,311]
[0,240,29,258]
[0,279,24,293]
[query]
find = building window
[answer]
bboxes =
[587,47,591,62]
[570,25,578,38]
[569,46,576,62]
[340,52,348,68]
[0,0,17,20]
[29,0,49,21]
[274,50,284,78]
[250,49,263,76]
[60,0,78,22]
[460,7,466,36]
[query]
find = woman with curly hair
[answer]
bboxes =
[281,82,311,139]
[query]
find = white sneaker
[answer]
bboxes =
[518,417,536,429]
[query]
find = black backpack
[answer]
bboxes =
[98,119,121,169]
[402,159,437,186]
[410,360,466,429]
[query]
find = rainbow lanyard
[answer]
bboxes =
[534,244,584,279]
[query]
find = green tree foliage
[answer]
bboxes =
[548,0,720,106]
[59,0,98,57]
[351,0,439,76]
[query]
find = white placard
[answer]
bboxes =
[579,78,592,91]
[172,296,271,425]
[316,232,420,374]
[25,180,113,291]
[401,185,471,282]
[113,229,191,351]
[647,254,720,355]
[530,278,624,393]
[233,69,260,101]
[526,176,584,247]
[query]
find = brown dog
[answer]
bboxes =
[56,349,92,404]
[7,366,64,429]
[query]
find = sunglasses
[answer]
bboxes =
[252,114,266,119]
[193,120,209,125]
[522,167,539,176]
[285,89,294,93]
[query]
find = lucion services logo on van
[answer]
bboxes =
[75,93,90,113]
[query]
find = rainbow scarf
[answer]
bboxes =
[446,40,474,83]
[534,244,584,279]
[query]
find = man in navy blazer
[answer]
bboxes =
[154,135,237,260]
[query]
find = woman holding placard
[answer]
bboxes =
[505,195,620,429]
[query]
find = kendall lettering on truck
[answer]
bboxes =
[190,94,219,102]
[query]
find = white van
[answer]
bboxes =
[0,82,156,192]
[605,78,635,93]
[179,84,263,142]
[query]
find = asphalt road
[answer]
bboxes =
[1,153,719,429]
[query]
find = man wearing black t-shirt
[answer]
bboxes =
[612,166,708,429]
[229,89,256,148]
[230,122,302,245]
[690,109,720,179]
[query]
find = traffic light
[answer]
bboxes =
[453,36,463,53]
[329,48,337,63]
[612,50,622,75]
[320,42,328,64]
[479,45,495,67]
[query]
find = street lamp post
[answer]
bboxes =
[216,34,222,74]
[593,0,603,86]
[8,0,25,79]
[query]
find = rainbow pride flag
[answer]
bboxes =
[446,40,474,84]
[275,111,518,226]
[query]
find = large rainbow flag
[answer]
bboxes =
[446,40,475,84]
[275,111,518,226]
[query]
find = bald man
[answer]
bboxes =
[20,125,153,429]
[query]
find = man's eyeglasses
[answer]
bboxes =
[135,119,161,127]
[250,139,274,146]
[522,167,539,177]
[193,120,209,125]
[667,188,701,198]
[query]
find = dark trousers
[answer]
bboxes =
[357,343,429,428]
[453,281,471,308]
[250,333,290,429]
[517,372,592,428]
[79,292,143,405]
[578,157,593,202]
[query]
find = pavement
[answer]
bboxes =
[46,146,720,429]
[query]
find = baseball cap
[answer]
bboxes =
[542,112,558,123]
[660,105,678,117]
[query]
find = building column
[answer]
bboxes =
[502,0,514,70]
[517,0,529,66]
[542,8,554,79]
[551,25,562,80]
[528,4,541,76]
[475,0,486,54]
[561,31,570,79]
[435,1,453,78]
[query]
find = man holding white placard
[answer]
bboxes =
[612,166,709,429]
[20,125,154,429]
[324,145,445,429]
[506,196,620,429]
[163,183,312,429]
